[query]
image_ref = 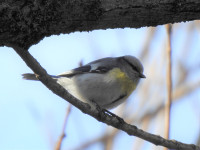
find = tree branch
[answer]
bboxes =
[12,46,200,150]
[55,104,72,150]
[164,24,172,143]
[1,0,200,49]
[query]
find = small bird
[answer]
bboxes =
[22,55,145,109]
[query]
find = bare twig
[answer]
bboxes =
[137,80,200,124]
[12,46,200,150]
[132,116,151,150]
[165,24,173,144]
[72,104,127,150]
[139,27,156,61]
[54,104,72,150]
[71,129,118,150]
[197,135,200,147]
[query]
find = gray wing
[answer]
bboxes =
[23,57,119,80]
[57,57,118,78]
[57,65,110,78]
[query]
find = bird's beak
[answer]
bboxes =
[139,73,146,78]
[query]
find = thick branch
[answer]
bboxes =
[13,46,200,150]
[1,0,200,49]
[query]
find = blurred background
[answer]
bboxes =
[0,20,200,150]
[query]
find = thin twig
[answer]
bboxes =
[137,80,200,124]
[54,104,72,150]
[139,27,156,61]
[165,24,172,144]
[12,46,200,150]
[71,129,118,150]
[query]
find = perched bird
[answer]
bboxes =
[22,55,145,109]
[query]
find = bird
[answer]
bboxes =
[22,55,145,109]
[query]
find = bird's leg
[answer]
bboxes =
[89,100,125,125]
[102,109,125,124]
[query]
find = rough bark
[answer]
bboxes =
[1,0,200,49]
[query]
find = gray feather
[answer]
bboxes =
[22,73,38,81]
[22,55,145,109]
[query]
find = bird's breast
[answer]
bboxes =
[105,68,137,95]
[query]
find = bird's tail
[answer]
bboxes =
[22,73,38,81]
